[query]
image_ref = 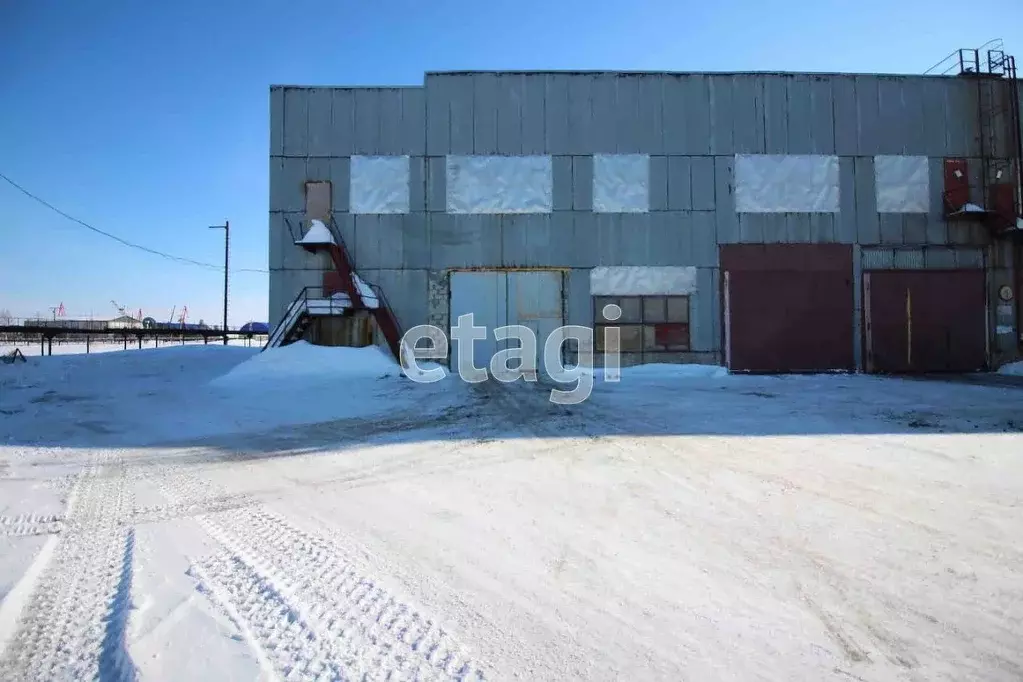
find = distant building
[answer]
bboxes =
[22,318,106,331]
[106,315,143,330]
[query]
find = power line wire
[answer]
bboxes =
[0,172,268,273]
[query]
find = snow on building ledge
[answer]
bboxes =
[296,219,336,246]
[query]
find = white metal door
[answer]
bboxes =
[449,272,507,378]
[507,271,564,379]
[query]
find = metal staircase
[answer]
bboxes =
[263,217,404,361]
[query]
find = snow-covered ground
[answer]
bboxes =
[1,344,1022,681]
[999,360,1023,377]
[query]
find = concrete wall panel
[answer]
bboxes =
[426,156,446,212]
[731,75,765,154]
[636,76,664,154]
[307,88,332,156]
[763,76,789,154]
[377,89,404,155]
[401,88,427,156]
[426,76,451,155]
[589,75,617,154]
[282,88,308,156]
[854,156,880,243]
[353,89,380,155]
[855,77,881,156]
[408,156,425,213]
[472,73,498,155]
[428,215,502,268]
[360,268,428,335]
[667,156,692,210]
[810,76,836,154]
[270,88,284,156]
[614,75,642,153]
[521,74,547,155]
[496,74,525,154]
[552,156,573,211]
[714,156,738,243]
[328,89,355,156]
[709,76,734,155]
[832,76,858,156]
[544,74,571,155]
[567,75,595,155]
[565,268,593,329]
[690,157,715,211]
[786,75,814,154]
[649,156,668,211]
[691,212,718,266]
[685,76,713,155]
[502,214,552,266]
[572,155,593,211]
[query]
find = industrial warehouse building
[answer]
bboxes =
[268,48,1022,375]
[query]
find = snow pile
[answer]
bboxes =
[961,203,986,213]
[612,363,728,379]
[295,219,335,245]
[551,362,729,383]
[211,341,399,387]
[352,274,379,308]
[997,360,1023,377]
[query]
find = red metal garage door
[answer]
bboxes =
[722,244,855,373]
[864,270,987,373]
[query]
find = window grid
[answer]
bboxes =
[593,295,690,353]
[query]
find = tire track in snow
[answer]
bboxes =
[0,514,65,537]
[0,456,137,682]
[157,467,486,681]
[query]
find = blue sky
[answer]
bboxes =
[1,1,1017,325]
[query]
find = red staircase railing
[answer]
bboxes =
[281,216,404,362]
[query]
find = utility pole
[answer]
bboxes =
[209,221,229,345]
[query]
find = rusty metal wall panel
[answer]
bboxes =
[720,243,853,272]
[865,270,987,373]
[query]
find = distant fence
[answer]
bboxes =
[0,317,268,354]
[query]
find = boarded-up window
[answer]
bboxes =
[874,155,929,213]
[589,266,697,296]
[734,154,840,213]
[593,154,650,213]
[304,181,332,221]
[593,295,690,352]
[446,155,552,213]
[350,156,410,214]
